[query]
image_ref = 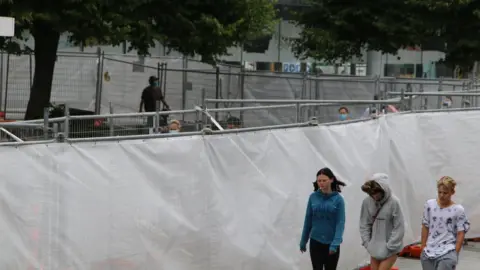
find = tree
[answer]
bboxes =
[292,0,480,71]
[0,0,276,120]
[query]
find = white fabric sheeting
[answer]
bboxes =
[0,111,479,270]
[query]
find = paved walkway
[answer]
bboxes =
[396,242,480,270]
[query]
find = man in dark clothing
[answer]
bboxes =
[139,76,170,128]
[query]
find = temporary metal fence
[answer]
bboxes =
[3,90,472,145]
[4,101,480,146]
[1,50,478,124]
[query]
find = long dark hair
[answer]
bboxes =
[313,167,347,192]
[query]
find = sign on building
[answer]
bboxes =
[283,62,312,73]
[0,17,15,37]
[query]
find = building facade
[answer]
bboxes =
[16,0,450,78]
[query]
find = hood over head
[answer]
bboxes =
[364,173,391,204]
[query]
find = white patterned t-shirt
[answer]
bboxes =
[422,199,470,258]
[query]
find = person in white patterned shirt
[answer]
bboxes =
[420,176,470,270]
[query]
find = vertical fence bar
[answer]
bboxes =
[64,104,69,139]
[374,75,380,112]
[201,88,206,129]
[407,83,413,110]
[437,77,443,109]
[0,51,3,111]
[239,67,245,126]
[157,62,161,88]
[295,104,300,123]
[163,62,167,98]
[29,53,33,87]
[3,53,10,117]
[109,102,114,136]
[400,88,405,110]
[300,72,307,120]
[94,48,104,114]
[182,57,188,112]
[314,77,320,118]
[473,62,478,107]
[215,66,220,120]
[53,123,59,141]
[43,107,49,140]
[226,66,231,100]
[154,101,160,132]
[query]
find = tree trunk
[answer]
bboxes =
[24,21,60,120]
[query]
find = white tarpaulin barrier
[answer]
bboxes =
[0,111,479,270]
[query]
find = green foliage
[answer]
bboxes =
[292,0,480,69]
[0,0,276,119]
[0,0,277,57]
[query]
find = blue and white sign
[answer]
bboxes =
[283,62,312,73]
[283,63,301,73]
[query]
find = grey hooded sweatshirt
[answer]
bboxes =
[359,173,405,260]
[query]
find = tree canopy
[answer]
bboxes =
[292,0,480,71]
[0,0,277,120]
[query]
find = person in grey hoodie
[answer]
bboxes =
[359,173,405,270]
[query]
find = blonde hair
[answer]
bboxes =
[437,176,456,192]
[169,119,181,127]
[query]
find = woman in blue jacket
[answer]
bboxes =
[300,167,346,270]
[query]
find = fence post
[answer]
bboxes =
[374,75,380,113]
[226,66,232,100]
[407,83,413,110]
[43,107,49,140]
[109,102,114,136]
[314,77,320,119]
[64,104,70,139]
[0,51,3,111]
[300,72,307,120]
[163,62,167,98]
[437,77,443,109]
[201,88,206,129]
[29,53,33,87]
[295,103,300,123]
[400,88,405,110]
[239,67,245,126]
[154,101,160,132]
[473,62,478,107]
[215,66,220,120]
[94,48,104,114]
[53,123,59,141]
[3,52,10,116]
[157,62,161,88]
[158,62,164,95]
[182,57,188,111]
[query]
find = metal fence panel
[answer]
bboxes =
[384,78,474,110]
[238,72,304,126]
[101,55,161,113]
[4,53,98,119]
[310,76,377,122]
[2,50,478,127]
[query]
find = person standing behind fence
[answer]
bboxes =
[226,116,241,129]
[300,167,346,270]
[139,76,170,127]
[338,107,351,121]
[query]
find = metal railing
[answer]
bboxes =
[1,50,478,123]
[3,100,480,146]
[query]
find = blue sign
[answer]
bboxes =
[283,63,312,73]
[283,63,301,73]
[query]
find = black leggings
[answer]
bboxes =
[309,238,340,270]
